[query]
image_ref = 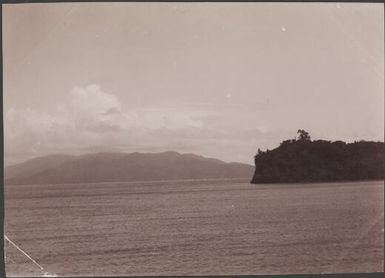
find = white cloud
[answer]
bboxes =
[5,108,54,159]
[137,109,203,130]
[58,84,127,132]
[5,84,299,166]
[4,84,207,165]
[68,84,122,116]
[8,85,332,166]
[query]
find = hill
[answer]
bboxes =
[251,135,384,184]
[5,151,254,185]
[4,154,77,180]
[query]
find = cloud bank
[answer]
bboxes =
[6,84,260,165]
[5,84,382,166]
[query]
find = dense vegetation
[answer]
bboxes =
[251,130,384,184]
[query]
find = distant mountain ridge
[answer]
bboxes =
[5,151,254,185]
[5,154,77,180]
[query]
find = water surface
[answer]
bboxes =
[5,180,384,276]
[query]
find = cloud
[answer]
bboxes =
[58,84,127,132]
[68,84,122,116]
[5,108,54,158]
[5,84,299,166]
[4,84,208,165]
[136,109,203,130]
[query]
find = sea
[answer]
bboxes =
[4,179,384,276]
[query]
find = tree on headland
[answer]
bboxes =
[297,129,311,141]
[251,130,384,184]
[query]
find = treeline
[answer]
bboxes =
[251,131,384,184]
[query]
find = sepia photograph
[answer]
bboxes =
[2,2,384,277]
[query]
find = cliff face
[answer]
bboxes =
[251,140,384,184]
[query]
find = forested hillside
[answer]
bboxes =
[251,130,384,184]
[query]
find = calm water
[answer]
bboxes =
[4,180,384,276]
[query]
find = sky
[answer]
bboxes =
[3,3,384,166]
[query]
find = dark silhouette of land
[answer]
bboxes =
[251,130,384,184]
[5,151,254,185]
